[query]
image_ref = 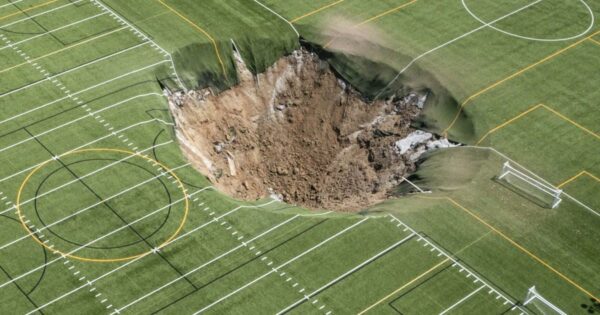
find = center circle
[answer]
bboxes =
[33,158,173,250]
[15,148,189,263]
[462,0,594,42]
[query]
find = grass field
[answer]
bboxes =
[0,0,598,314]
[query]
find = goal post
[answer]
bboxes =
[523,286,566,315]
[498,162,562,209]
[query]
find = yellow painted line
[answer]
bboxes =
[541,104,600,141]
[290,0,345,23]
[558,171,600,188]
[15,148,189,263]
[476,104,542,145]
[357,258,449,314]
[0,26,127,75]
[589,37,600,46]
[157,0,227,77]
[415,195,600,302]
[0,0,58,22]
[443,29,600,136]
[324,0,419,48]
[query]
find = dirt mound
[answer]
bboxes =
[169,49,432,211]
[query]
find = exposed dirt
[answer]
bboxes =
[169,49,428,211]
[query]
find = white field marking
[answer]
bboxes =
[0,0,23,9]
[462,0,594,42]
[0,41,152,98]
[375,0,542,99]
[0,0,83,29]
[0,93,161,153]
[2,186,214,292]
[0,140,172,217]
[252,0,299,38]
[438,285,485,315]
[465,146,600,218]
[276,232,416,314]
[400,176,430,193]
[299,210,333,217]
[0,118,172,185]
[0,60,169,126]
[0,162,190,252]
[91,0,186,91]
[192,218,369,314]
[388,215,529,314]
[0,12,109,52]
[27,198,282,314]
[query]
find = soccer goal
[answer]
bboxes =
[523,286,566,315]
[498,162,562,209]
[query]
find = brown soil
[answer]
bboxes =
[169,49,422,211]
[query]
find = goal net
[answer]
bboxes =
[498,162,562,209]
[523,286,566,315]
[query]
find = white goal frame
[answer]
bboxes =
[523,286,566,315]
[498,161,562,209]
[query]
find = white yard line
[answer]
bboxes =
[376,0,542,98]
[24,198,283,314]
[0,41,152,99]
[0,118,171,185]
[277,232,416,314]
[388,215,529,314]
[192,218,369,314]
[0,0,23,9]
[439,285,485,315]
[252,0,299,38]
[0,93,161,153]
[0,0,83,29]
[0,12,109,51]
[0,162,190,252]
[0,60,169,125]
[0,186,214,291]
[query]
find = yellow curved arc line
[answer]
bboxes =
[157,0,227,78]
[16,148,189,263]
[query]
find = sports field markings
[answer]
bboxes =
[156,0,227,79]
[0,0,59,22]
[558,171,600,189]
[191,218,369,314]
[0,0,83,30]
[0,118,173,185]
[276,231,417,314]
[0,140,173,218]
[590,37,600,46]
[0,160,190,253]
[0,11,109,52]
[323,0,418,49]
[253,0,299,37]
[0,0,23,9]
[375,0,543,99]
[462,0,594,42]
[443,28,600,135]
[290,0,344,23]
[419,195,600,302]
[2,186,214,294]
[26,198,282,314]
[438,285,485,315]
[0,40,154,98]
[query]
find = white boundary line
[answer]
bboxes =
[0,93,161,154]
[0,118,171,185]
[0,11,109,51]
[276,232,416,314]
[0,60,169,126]
[0,1,83,29]
[375,0,542,99]
[438,285,485,315]
[0,186,213,291]
[0,0,23,9]
[0,161,190,252]
[0,140,172,217]
[388,214,529,314]
[25,198,282,314]
[192,218,369,314]
[0,41,153,99]
[252,0,299,38]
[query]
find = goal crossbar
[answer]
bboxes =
[499,162,562,208]
[523,286,566,315]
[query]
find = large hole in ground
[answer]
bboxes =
[168,48,454,211]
